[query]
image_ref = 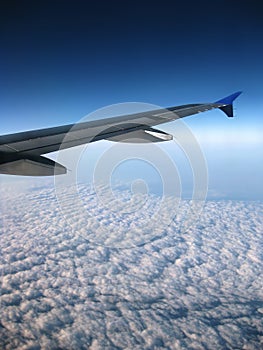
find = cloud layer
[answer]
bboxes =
[0,182,263,349]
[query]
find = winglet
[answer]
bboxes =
[215,91,242,118]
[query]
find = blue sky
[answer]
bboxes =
[1,0,263,199]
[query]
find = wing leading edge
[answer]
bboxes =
[0,92,242,176]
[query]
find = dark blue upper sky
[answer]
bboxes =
[1,0,263,199]
[1,0,263,130]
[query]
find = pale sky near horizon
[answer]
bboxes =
[1,0,263,200]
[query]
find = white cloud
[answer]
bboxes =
[0,182,263,349]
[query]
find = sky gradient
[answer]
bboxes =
[1,0,263,199]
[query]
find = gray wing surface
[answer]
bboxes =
[0,92,242,176]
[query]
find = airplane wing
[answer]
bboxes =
[0,91,242,176]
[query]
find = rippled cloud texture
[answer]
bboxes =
[1,182,263,349]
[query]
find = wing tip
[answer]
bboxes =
[215,91,242,118]
[215,91,242,105]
